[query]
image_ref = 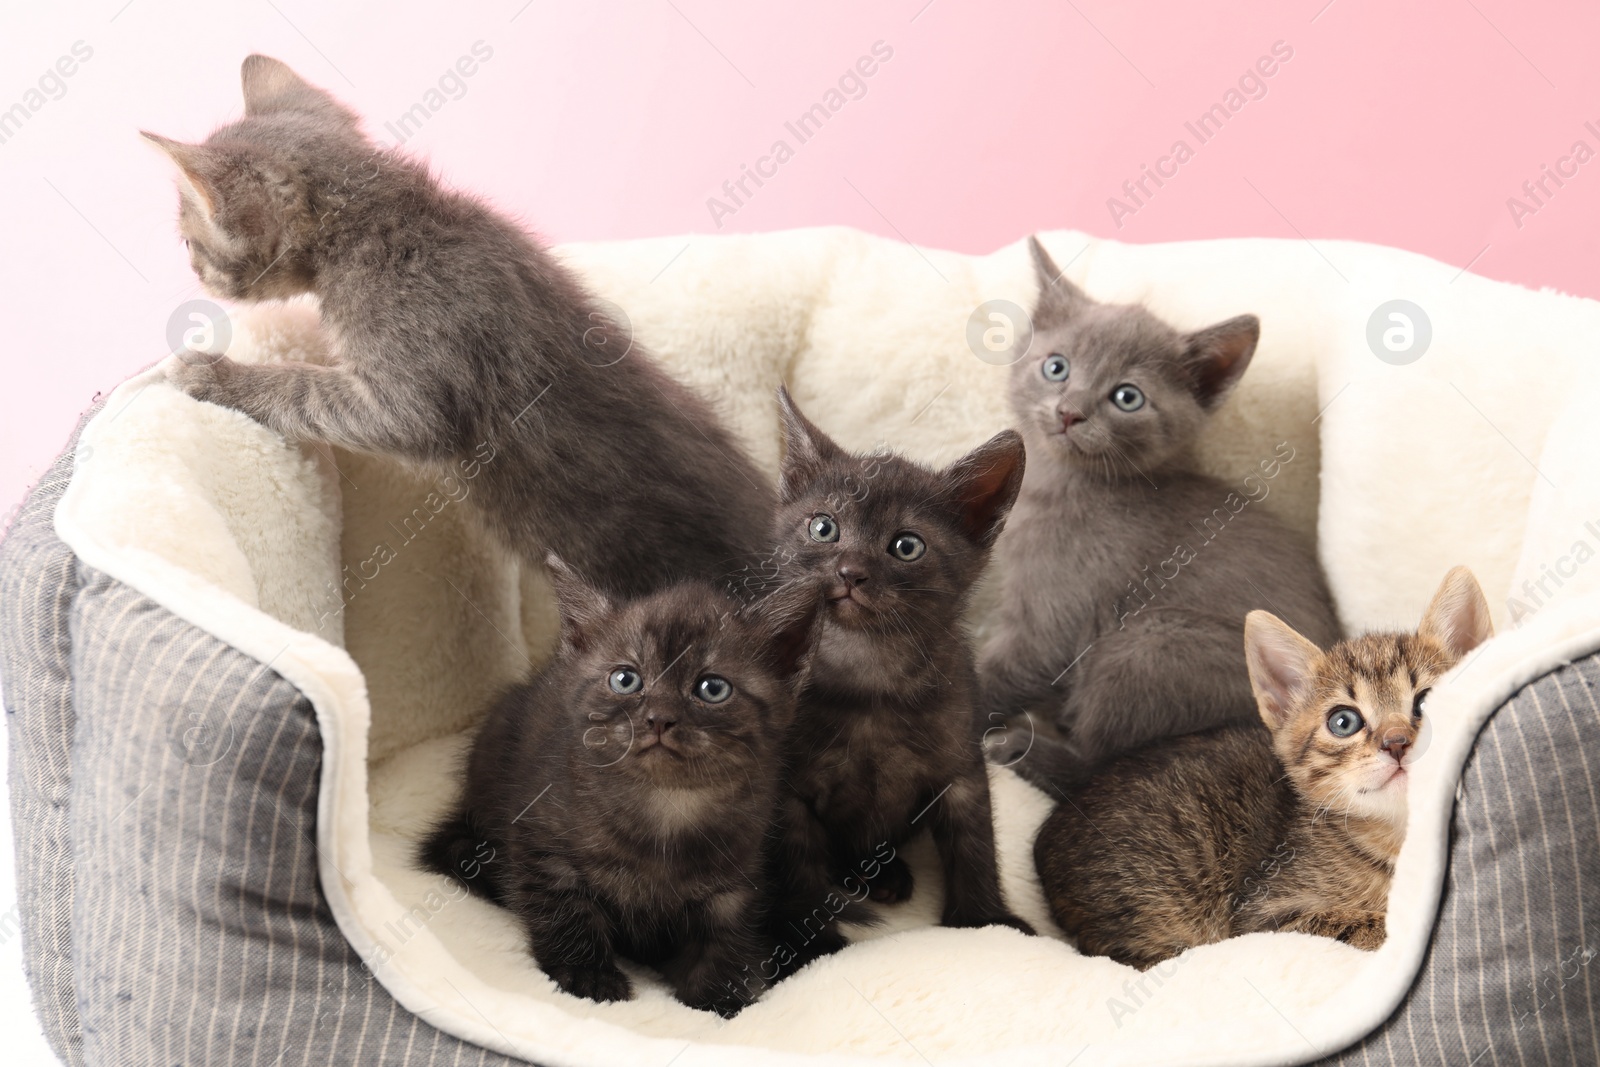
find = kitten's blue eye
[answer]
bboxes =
[808,515,840,543]
[1041,354,1070,382]
[695,675,732,703]
[1326,707,1365,737]
[1411,687,1431,720]
[608,668,642,695]
[1111,384,1145,412]
[889,533,926,561]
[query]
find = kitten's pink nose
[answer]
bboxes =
[1380,730,1411,761]
[1058,408,1083,430]
[837,563,869,587]
[646,713,677,738]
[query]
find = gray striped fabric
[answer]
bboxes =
[65,564,529,1067]
[0,441,529,1067]
[1,433,86,1067]
[1315,657,1600,1066]
[2,430,1598,1065]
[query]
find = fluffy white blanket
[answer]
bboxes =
[54,227,1600,1066]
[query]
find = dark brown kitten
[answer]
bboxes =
[143,56,772,599]
[1034,566,1492,969]
[419,558,821,1016]
[764,388,1034,957]
[981,236,1340,786]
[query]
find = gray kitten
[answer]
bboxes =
[143,56,772,599]
[980,237,1340,787]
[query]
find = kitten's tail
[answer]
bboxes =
[417,810,505,904]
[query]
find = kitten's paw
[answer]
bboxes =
[945,911,1037,937]
[864,856,915,904]
[805,925,850,958]
[165,352,236,405]
[981,714,1034,767]
[1339,918,1387,951]
[545,961,633,1004]
[769,924,849,980]
[682,976,766,1018]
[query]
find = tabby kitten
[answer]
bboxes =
[144,56,772,599]
[1034,566,1492,970]
[765,388,1034,948]
[980,235,1340,785]
[419,558,821,1016]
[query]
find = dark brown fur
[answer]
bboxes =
[419,560,821,1015]
[1034,567,1492,969]
[762,388,1035,964]
[981,236,1340,786]
[144,56,772,599]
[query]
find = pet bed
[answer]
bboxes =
[5,227,1600,1066]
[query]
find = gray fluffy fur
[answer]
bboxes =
[979,236,1340,788]
[144,55,772,599]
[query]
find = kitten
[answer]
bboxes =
[980,235,1341,786]
[418,557,821,1016]
[1033,566,1492,970]
[764,387,1035,947]
[143,56,772,599]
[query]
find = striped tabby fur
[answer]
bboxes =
[1035,566,1493,969]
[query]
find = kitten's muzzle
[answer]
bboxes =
[641,712,680,749]
[835,563,869,590]
[823,561,875,624]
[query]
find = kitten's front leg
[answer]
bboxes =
[518,884,632,1003]
[978,638,1078,772]
[668,889,772,1018]
[976,636,1062,725]
[928,767,1034,935]
[167,356,450,460]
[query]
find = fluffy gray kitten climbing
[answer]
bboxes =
[145,55,772,599]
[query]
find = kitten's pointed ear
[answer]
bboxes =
[1244,610,1322,730]
[777,386,845,502]
[241,55,357,124]
[544,554,612,653]
[140,132,220,216]
[1183,314,1259,410]
[1028,235,1089,323]
[744,580,824,682]
[943,429,1026,547]
[1419,566,1494,662]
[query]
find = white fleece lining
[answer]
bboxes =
[52,227,1600,1066]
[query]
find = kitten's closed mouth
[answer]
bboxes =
[636,738,684,759]
[827,590,870,621]
[1364,765,1407,792]
[1049,426,1087,454]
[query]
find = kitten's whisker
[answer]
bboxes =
[1101,436,1158,489]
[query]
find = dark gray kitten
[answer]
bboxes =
[419,558,821,1017]
[765,388,1034,949]
[143,56,772,599]
[980,237,1340,788]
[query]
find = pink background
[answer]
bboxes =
[3,0,1599,515]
